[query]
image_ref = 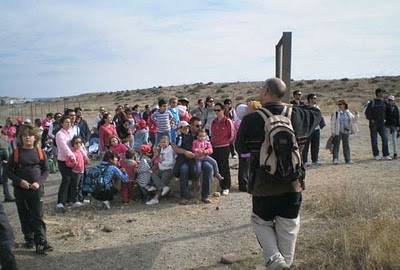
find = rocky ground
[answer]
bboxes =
[2,117,400,270]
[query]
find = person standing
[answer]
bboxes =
[330,100,358,164]
[289,90,305,106]
[152,99,174,146]
[365,88,391,160]
[0,202,17,269]
[385,95,400,159]
[302,94,325,166]
[168,97,180,145]
[99,113,118,153]
[75,107,91,144]
[203,96,216,137]
[236,78,321,269]
[190,99,207,124]
[224,98,239,159]
[0,131,14,202]
[211,103,235,196]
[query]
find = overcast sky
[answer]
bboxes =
[0,0,399,98]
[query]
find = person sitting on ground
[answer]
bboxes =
[119,149,138,204]
[147,136,175,205]
[192,129,223,181]
[7,125,53,255]
[136,144,157,202]
[91,151,128,209]
[134,120,149,152]
[66,136,90,207]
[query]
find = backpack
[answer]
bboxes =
[256,105,304,183]
[13,147,45,164]
[82,164,109,194]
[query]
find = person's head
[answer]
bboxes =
[169,96,178,108]
[140,144,152,156]
[178,121,190,135]
[387,95,395,104]
[259,78,286,105]
[99,107,106,114]
[115,105,123,113]
[46,113,54,120]
[71,135,83,150]
[125,148,136,160]
[224,99,233,110]
[54,112,62,121]
[375,88,384,98]
[189,116,202,135]
[307,93,318,105]
[132,104,139,112]
[158,99,168,112]
[103,151,119,165]
[214,102,225,119]
[60,115,72,130]
[74,107,83,118]
[122,119,129,128]
[110,136,120,147]
[197,99,205,108]
[337,99,348,111]
[65,109,76,124]
[197,129,207,142]
[34,118,41,128]
[293,90,302,100]
[144,104,150,111]
[137,119,147,130]
[102,113,113,125]
[205,96,214,108]
[159,136,169,149]
[18,125,40,148]
[178,98,189,107]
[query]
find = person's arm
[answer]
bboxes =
[228,118,235,143]
[110,165,129,183]
[6,153,23,186]
[56,131,75,159]
[204,141,213,155]
[235,114,251,155]
[365,101,372,120]
[36,153,49,186]
[171,144,195,158]
[48,123,55,139]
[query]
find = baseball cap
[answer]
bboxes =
[178,121,189,128]
[388,95,395,101]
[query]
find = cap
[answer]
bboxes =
[178,97,189,103]
[178,121,189,128]
[140,144,152,155]
[137,120,147,129]
[388,95,395,101]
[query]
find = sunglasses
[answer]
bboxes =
[194,124,202,128]
[207,100,214,103]
[214,109,221,112]
[338,103,343,106]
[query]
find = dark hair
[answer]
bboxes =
[46,113,54,118]
[375,88,384,97]
[144,104,149,109]
[158,99,167,107]
[71,135,82,146]
[64,108,74,116]
[103,151,118,162]
[74,107,82,113]
[34,118,41,127]
[197,98,204,104]
[205,96,214,108]
[60,115,71,125]
[223,98,232,105]
[189,116,201,125]
[307,93,317,102]
[214,102,224,110]
[125,149,136,160]
[293,90,301,97]
[133,104,139,110]
[337,99,349,110]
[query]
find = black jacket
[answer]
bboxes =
[235,102,322,196]
[365,98,386,124]
[385,104,400,127]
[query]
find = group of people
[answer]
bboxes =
[0,78,399,269]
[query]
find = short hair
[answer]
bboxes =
[263,78,286,99]
[375,88,384,96]
[292,90,301,97]
[133,104,139,110]
[17,125,41,148]
[74,107,82,113]
[169,96,178,103]
[158,99,167,107]
[224,98,232,105]
[214,102,224,110]
[46,113,54,118]
[64,108,74,116]
[34,118,41,127]
[103,151,118,162]
[59,115,71,125]
[189,116,201,125]
[307,93,317,102]
[125,149,136,160]
[197,98,204,104]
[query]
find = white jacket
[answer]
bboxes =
[330,110,358,135]
[158,145,175,170]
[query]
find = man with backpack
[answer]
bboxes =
[365,88,391,160]
[236,78,321,270]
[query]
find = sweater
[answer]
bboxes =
[210,117,235,148]
[66,149,89,173]
[192,139,213,159]
[330,110,358,136]
[99,124,118,151]
[55,128,75,161]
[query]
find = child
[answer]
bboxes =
[136,144,157,202]
[120,149,138,203]
[66,136,89,207]
[109,136,128,161]
[146,136,175,205]
[175,121,190,146]
[7,125,53,254]
[134,120,149,152]
[44,138,57,173]
[192,129,224,181]
[151,99,174,146]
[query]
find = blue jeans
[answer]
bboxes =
[179,160,213,199]
[369,123,389,157]
[155,131,171,146]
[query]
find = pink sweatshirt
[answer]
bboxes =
[56,128,75,161]
[192,139,213,159]
[110,143,128,160]
[66,149,89,173]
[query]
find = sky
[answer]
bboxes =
[0,0,399,98]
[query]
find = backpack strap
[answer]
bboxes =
[13,147,45,164]
[13,148,19,163]
[256,108,270,126]
[286,106,293,119]
[259,107,274,117]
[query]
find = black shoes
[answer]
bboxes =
[36,242,54,255]
[3,196,15,203]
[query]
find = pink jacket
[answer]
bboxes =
[56,128,75,161]
[66,149,89,173]
[110,143,128,160]
[192,139,213,159]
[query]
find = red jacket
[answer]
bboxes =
[210,116,235,148]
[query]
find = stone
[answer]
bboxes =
[220,253,241,264]
[101,225,113,233]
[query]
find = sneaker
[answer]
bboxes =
[232,154,238,159]
[145,198,159,205]
[394,153,398,160]
[313,160,321,166]
[24,240,35,249]
[374,156,381,161]
[267,259,290,270]
[201,197,212,204]
[161,186,170,196]
[304,162,311,167]
[383,156,392,160]
[36,242,53,255]
[83,199,91,204]
[56,203,65,209]
[215,173,224,181]
[333,159,339,165]
[346,160,354,165]
[72,202,83,208]
[146,186,157,192]
[102,200,111,209]
[222,189,229,196]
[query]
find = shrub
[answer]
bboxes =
[340,78,349,82]
[235,95,244,101]
[220,83,229,88]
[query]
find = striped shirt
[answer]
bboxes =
[152,110,173,133]
[136,156,152,188]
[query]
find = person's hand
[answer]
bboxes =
[31,182,40,190]
[20,180,31,190]
[184,151,195,159]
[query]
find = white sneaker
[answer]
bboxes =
[145,198,159,205]
[333,159,339,165]
[161,186,170,196]
[374,156,381,161]
[383,156,392,160]
[72,202,83,208]
[56,203,65,209]
[222,189,229,196]
[147,186,157,192]
[346,160,354,165]
[83,199,91,204]
[102,200,111,209]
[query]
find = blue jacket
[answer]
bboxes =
[98,161,128,190]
